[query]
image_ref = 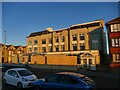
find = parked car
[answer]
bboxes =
[2,68,38,88]
[32,72,95,90]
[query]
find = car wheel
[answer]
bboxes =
[34,86,41,90]
[2,79,6,86]
[17,82,23,89]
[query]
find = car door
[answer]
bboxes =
[5,70,13,84]
[10,70,20,86]
[41,74,61,88]
[58,75,79,89]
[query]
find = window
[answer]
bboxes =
[55,45,59,51]
[49,46,52,52]
[42,39,46,44]
[46,75,60,83]
[80,43,85,50]
[18,70,33,76]
[111,24,120,32]
[61,45,65,51]
[111,38,120,47]
[11,70,19,77]
[80,34,85,40]
[55,37,59,43]
[42,47,46,52]
[49,38,52,44]
[81,76,95,85]
[59,75,79,84]
[34,40,38,45]
[61,36,65,42]
[73,44,77,51]
[34,47,37,53]
[8,51,14,55]
[8,70,12,75]
[116,54,120,60]
[72,34,77,41]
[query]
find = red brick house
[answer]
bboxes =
[106,17,120,67]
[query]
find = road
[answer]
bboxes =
[1,68,120,90]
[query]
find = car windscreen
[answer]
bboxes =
[17,70,33,76]
[80,76,95,85]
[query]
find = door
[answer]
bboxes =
[58,75,79,89]
[42,74,61,88]
[10,70,19,86]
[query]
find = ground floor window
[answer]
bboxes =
[73,44,77,51]
[113,54,120,62]
[55,45,59,51]
[42,47,46,52]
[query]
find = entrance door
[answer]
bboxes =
[2,57,4,63]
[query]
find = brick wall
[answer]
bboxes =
[29,54,77,66]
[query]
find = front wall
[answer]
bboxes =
[30,55,45,64]
[110,48,120,53]
[29,54,77,66]
[27,36,39,53]
[109,32,120,38]
[70,26,102,51]
[53,30,68,51]
[47,55,77,65]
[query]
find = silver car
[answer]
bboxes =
[2,68,38,88]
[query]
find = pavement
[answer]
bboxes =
[76,69,120,80]
[0,69,2,90]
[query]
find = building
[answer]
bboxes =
[0,43,2,63]
[27,20,107,67]
[0,44,27,63]
[106,17,120,67]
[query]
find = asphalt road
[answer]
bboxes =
[1,68,120,90]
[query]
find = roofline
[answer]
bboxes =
[70,20,104,28]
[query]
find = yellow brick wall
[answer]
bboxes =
[96,55,100,64]
[30,55,45,64]
[47,55,77,65]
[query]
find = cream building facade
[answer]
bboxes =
[27,20,107,67]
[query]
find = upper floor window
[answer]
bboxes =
[8,51,14,55]
[111,38,120,47]
[72,34,77,41]
[80,34,85,40]
[61,36,65,42]
[111,24,120,32]
[72,44,77,51]
[116,54,120,60]
[42,39,46,44]
[55,37,59,43]
[34,40,38,45]
[80,43,85,50]
[49,38,52,44]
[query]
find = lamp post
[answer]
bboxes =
[4,30,6,45]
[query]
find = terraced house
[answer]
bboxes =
[27,20,107,68]
[0,44,27,63]
[106,17,120,67]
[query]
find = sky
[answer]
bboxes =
[1,2,119,53]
